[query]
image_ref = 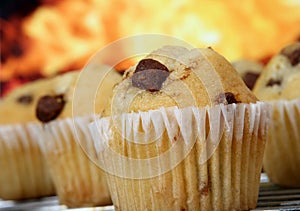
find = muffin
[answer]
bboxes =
[253,42,300,187]
[89,46,270,210]
[0,74,59,200]
[232,59,263,90]
[31,66,122,207]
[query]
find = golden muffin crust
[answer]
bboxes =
[0,71,78,124]
[105,46,257,116]
[253,42,300,100]
[0,68,121,124]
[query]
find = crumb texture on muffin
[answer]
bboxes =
[253,42,300,101]
[232,59,263,90]
[105,46,257,116]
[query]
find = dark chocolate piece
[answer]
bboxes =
[17,94,33,104]
[243,72,260,90]
[36,95,65,123]
[132,69,169,92]
[281,48,300,66]
[217,92,240,104]
[135,59,169,73]
[132,59,170,92]
[266,78,281,87]
[225,92,240,104]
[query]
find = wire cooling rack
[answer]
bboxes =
[254,174,300,210]
[1,173,299,211]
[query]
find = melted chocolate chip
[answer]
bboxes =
[243,72,260,90]
[17,94,33,105]
[132,59,170,92]
[281,48,300,66]
[132,69,169,92]
[266,78,281,87]
[36,95,65,123]
[135,59,169,73]
[225,92,240,104]
[217,92,240,104]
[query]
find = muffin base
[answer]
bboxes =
[38,116,112,208]
[263,99,300,187]
[90,103,270,210]
[0,123,55,200]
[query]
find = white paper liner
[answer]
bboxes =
[89,102,270,210]
[0,122,55,200]
[263,99,300,187]
[89,102,270,179]
[33,115,112,208]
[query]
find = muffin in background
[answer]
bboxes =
[0,75,58,200]
[253,42,300,187]
[232,59,264,90]
[33,67,121,207]
[90,46,270,210]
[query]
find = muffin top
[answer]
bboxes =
[232,59,263,90]
[0,71,78,124]
[104,46,257,116]
[0,68,121,125]
[253,42,300,101]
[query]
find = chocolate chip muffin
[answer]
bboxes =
[32,67,122,207]
[0,73,66,200]
[232,59,263,90]
[90,46,270,210]
[253,42,300,187]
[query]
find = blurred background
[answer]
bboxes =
[1,0,300,96]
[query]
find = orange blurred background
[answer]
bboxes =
[1,0,300,96]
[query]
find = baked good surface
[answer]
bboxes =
[253,42,300,100]
[105,46,256,116]
[232,59,263,90]
[0,71,79,124]
[0,67,122,124]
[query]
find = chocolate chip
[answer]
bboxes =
[281,48,300,66]
[266,78,281,87]
[132,59,170,92]
[17,94,33,105]
[217,92,240,104]
[135,59,169,73]
[36,95,65,123]
[225,92,240,104]
[243,72,260,90]
[132,69,169,92]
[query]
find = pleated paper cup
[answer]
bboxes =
[36,115,112,208]
[0,122,55,200]
[263,99,300,187]
[89,102,270,211]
